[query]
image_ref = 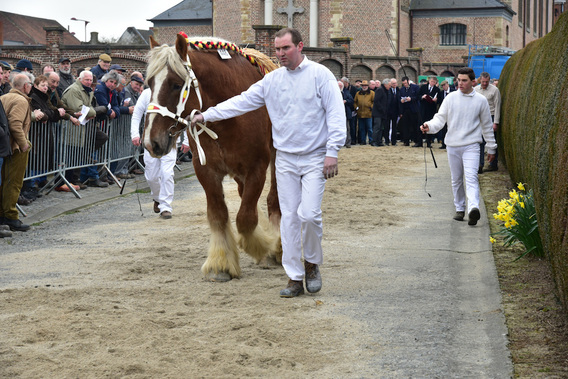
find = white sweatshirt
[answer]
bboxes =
[425,89,497,154]
[202,56,346,158]
[130,88,151,140]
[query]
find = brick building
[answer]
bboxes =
[151,0,556,80]
[0,0,558,83]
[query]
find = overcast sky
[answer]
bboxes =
[2,0,184,42]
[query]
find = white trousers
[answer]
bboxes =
[276,150,326,281]
[447,144,480,213]
[144,148,177,213]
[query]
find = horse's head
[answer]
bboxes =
[144,34,196,157]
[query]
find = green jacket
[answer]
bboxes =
[61,78,96,119]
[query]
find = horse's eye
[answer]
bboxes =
[172,83,183,91]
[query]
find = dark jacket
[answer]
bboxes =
[348,84,359,100]
[418,83,441,121]
[49,88,73,121]
[30,86,61,122]
[90,65,108,80]
[0,99,11,158]
[437,86,455,106]
[123,84,140,107]
[0,83,11,95]
[57,71,74,97]
[341,88,354,120]
[398,83,420,114]
[372,85,390,119]
[388,86,400,118]
[94,82,120,119]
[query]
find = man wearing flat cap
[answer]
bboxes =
[13,59,34,73]
[91,53,112,80]
[57,57,74,97]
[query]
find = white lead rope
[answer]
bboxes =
[188,109,218,166]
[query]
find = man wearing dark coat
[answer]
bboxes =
[418,76,441,147]
[398,77,420,146]
[371,79,391,146]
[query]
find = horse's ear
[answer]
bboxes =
[175,33,188,59]
[149,35,160,49]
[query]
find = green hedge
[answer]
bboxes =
[499,12,568,312]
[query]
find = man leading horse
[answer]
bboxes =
[191,28,346,298]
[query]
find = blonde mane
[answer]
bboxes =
[146,36,279,83]
[146,44,187,83]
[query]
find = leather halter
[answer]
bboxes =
[146,35,218,165]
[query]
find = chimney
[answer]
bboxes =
[90,31,99,44]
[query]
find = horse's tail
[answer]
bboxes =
[242,48,279,76]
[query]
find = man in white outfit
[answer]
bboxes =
[420,67,496,226]
[191,28,346,297]
[131,88,190,219]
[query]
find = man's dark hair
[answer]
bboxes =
[401,76,409,82]
[457,67,475,80]
[275,28,303,45]
[480,72,490,79]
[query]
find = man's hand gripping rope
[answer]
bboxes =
[186,109,218,165]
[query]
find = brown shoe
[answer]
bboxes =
[453,211,465,221]
[160,211,172,219]
[304,261,322,293]
[153,201,160,213]
[279,279,304,298]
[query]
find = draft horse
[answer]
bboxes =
[144,33,281,281]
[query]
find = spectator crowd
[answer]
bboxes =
[0,49,501,238]
[0,53,194,237]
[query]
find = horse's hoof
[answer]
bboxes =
[205,271,232,282]
[259,254,281,269]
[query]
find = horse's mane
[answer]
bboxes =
[146,36,279,83]
[146,44,188,84]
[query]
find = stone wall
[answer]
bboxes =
[0,27,149,77]
[498,11,568,313]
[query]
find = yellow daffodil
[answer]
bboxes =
[490,237,496,244]
[517,182,525,191]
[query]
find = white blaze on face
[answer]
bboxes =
[144,68,169,150]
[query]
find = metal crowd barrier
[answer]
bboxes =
[22,114,142,203]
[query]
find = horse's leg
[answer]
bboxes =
[235,169,279,263]
[200,173,240,281]
[266,147,282,263]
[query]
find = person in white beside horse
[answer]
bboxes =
[131,88,190,219]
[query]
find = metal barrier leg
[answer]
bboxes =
[101,164,123,190]
[16,203,28,218]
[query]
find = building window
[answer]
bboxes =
[506,25,510,47]
[546,0,549,33]
[534,0,538,35]
[440,23,467,46]
[527,0,531,30]
[519,0,524,26]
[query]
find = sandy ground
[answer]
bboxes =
[1,144,438,378]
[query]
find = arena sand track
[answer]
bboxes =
[1,144,478,378]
